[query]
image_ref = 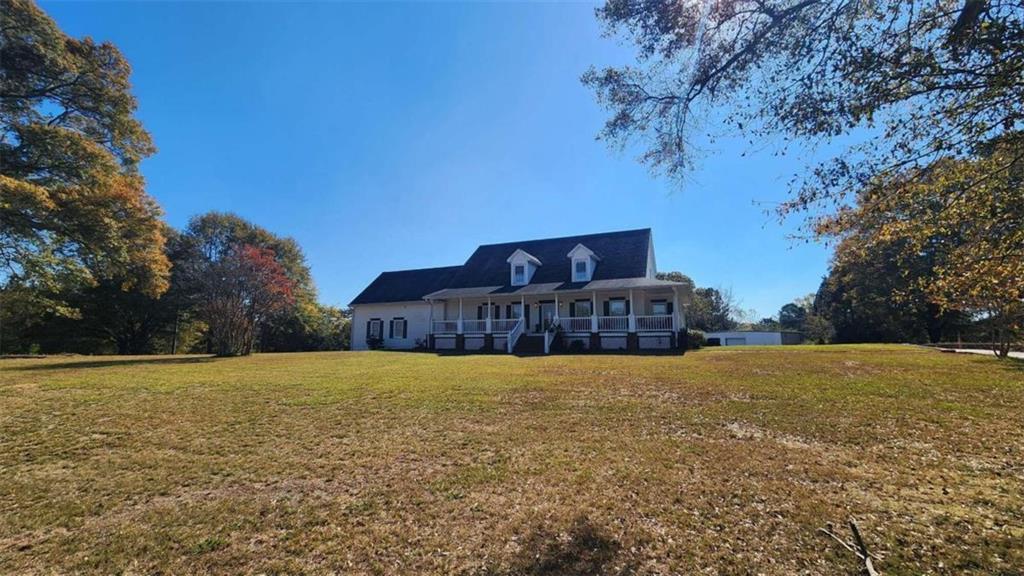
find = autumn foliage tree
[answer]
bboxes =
[586,0,1023,353]
[1,0,169,316]
[195,244,295,356]
[175,212,325,352]
[1,4,343,356]
[820,134,1022,355]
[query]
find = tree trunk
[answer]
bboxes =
[171,310,179,355]
[925,304,944,343]
[992,327,1010,359]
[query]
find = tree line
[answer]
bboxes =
[660,257,996,349]
[1,1,347,356]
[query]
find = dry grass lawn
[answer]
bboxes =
[1,345,1022,575]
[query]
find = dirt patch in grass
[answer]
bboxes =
[1,346,1022,574]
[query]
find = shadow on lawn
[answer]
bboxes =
[998,356,1024,372]
[483,515,637,576]
[7,355,218,372]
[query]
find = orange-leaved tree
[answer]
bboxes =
[196,244,296,357]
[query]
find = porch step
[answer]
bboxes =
[513,335,545,355]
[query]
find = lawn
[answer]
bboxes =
[1,346,1022,575]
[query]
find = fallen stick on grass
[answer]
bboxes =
[849,520,881,576]
[818,520,881,575]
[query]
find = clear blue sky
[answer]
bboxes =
[43,1,831,319]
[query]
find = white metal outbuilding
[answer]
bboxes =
[703,331,803,346]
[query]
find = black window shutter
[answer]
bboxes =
[366,320,371,339]
[401,320,407,338]
[626,299,631,315]
[667,302,674,314]
[603,301,609,316]
[477,306,483,320]
[569,302,576,317]
[388,320,394,338]
[506,304,511,318]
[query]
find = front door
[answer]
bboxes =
[538,301,556,332]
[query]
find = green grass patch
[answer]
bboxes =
[1,346,1022,574]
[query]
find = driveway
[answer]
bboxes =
[938,347,1024,360]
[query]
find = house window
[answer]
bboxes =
[368,318,383,339]
[574,300,592,317]
[511,302,523,319]
[513,264,526,285]
[390,317,406,339]
[651,300,668,315]
[574,259,588,281]
[608,299,627,316]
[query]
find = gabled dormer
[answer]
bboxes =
[507,249,541,286]
[567,243,600,282]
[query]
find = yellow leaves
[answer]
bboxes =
[0,175,55,212]
[826,134,1024,318]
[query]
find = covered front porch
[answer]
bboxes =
[424,280,685,353]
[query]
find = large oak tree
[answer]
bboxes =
[1,0,169,317]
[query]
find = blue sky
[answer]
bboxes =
[44,1,831,319]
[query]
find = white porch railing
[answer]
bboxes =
[507,317,524,353]
[560,317,592,332]
[462,319,487,333]
[597,316,629,331]
[434,314,673,335]
[432,320,458,333]
[492,318,519,332]
[636,314,674,332]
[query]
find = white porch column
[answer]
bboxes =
[520,295,525,329]
[553,292,559,321]
[672,287,681,332]
[486,296,492,333]
[628,289,637,332]
[427,299,434,335]
[457,298,464,334]
[591,291,598,332]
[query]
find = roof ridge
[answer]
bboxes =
[474,228,650,249]
[379,264,462,274]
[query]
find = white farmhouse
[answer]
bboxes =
[350,229,688,354]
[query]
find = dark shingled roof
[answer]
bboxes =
[447,228,651,288]
[349,266,461,305]
[349,229,654,305]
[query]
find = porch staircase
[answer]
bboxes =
[513,334,545,355]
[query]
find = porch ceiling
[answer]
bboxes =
[423,277,685,300]
[423,286,502,300]
[583,278,682,290]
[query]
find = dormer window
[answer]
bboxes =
[574,259,588,281]
[507,249,542,286]
[567,243,600,283]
